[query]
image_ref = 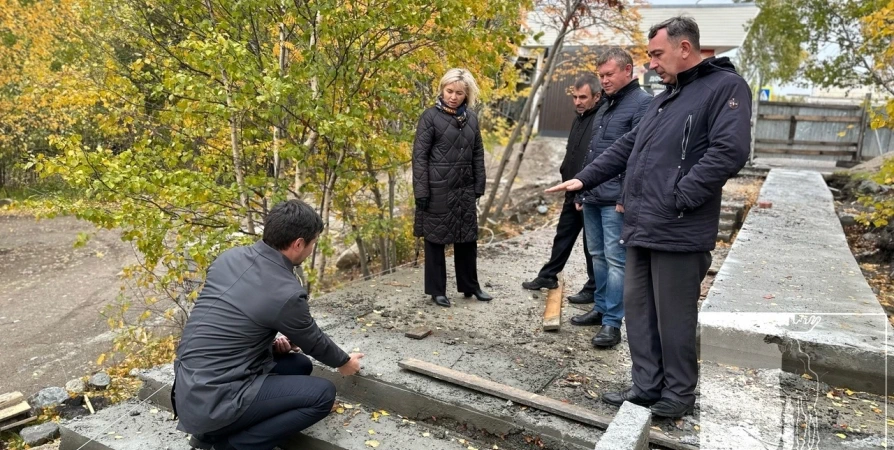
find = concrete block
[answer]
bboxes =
[593,401,650,450]
[701,169,894,395]
[135,364,174,412]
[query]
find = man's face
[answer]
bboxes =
[287,236,318,265]
[572,85,598,114]
[648,28,689,85]
[598,59,632,96]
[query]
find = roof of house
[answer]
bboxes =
[523,3,759,53]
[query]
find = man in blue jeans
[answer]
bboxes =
[570,48,651,348]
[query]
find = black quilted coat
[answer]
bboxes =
[412,106,486,244]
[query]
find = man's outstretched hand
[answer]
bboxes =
[338,353,365,376]
[545,179,584,193]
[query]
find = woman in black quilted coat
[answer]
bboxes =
[412,68,493,307]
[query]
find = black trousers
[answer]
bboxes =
[424,239,480,296]
[537,193,596,291]
[624,247,711,407]
[203,353,336,450]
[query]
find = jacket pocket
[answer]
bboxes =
[428,180,449,214]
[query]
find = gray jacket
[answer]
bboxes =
[173,240,349,434]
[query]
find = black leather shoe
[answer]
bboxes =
[464,289,493,301]
[521,277,558,290]
[592,325,621,347]
[432,295,451,307]
[567,289,594,304]
[650,398,694,418]
[189,436,214,450]
[602,388,658,407]
[570,310,603,326]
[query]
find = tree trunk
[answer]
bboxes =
[294,12,321,197]
[354,225,371,279]
[203,0,255,234]
[478,0,582,226]
[492,53,559,218]
[314,146,347,287]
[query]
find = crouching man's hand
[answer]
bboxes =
[338,353,365,376]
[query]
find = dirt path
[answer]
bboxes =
[0,214,136,396]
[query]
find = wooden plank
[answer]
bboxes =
[0,402,30,422]
[0,392,24,411]
[754,148,856,157]
[0,415,37,432]
[542,272,564,331]
[404,327,432,340]
[758,114,861,123]
[855,93,871,162]
[399,358,697,450]
[758,100,861,111]
[756,138,858,148]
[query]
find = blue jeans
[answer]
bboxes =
[582,204,626,328]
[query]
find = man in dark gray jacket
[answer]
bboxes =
[547,17,751,418]
[569,48,652,350]
[174,200,363,450]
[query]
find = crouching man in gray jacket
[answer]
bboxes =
[173,199,363,450]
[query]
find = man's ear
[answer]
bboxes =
[679,40,693,59]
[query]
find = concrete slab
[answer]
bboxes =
[700,169,893,394]
[60,400,189,450]
[594,401,650,450]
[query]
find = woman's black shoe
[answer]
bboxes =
[432,295,451,307]
[464,289,493,301]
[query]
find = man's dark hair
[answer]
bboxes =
[648,16,701,52]
[263,199,324,250]
[596,47,634,71]
[573,73,600,96]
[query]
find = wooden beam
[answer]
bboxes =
[758,114,861,123]
[399,358,697,450]
[542,272,564,331]
[855,93,871,162]
[0,415,37,432]
[754,148,856,157]
[756,138,858,148]
[0,392,24,411]
[758,100,861,111]
[0,402,30,422]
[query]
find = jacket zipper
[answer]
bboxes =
[677,114,693,218]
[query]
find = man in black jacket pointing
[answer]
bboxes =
[546,16,751,418]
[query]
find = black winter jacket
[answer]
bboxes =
[412,107,486,244]
[574,57,751,252]
[559,105,599,182]
[577,79,652,206]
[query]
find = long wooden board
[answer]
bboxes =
[542,272,564,331]
[0,392,24,411]
[0,402,30,422]
[398,358,697,450]
[0,415,37,432]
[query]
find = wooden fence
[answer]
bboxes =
[753,96,892,163]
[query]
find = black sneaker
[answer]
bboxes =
[567,289,594,304]
[521,277,559,290]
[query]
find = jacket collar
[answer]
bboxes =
[577,103,599,119]
[604,79,641,102]
[252,240,296,270]
[673,56,737,89]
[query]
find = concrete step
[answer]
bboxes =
[717,219,736,231]
[133,351,601,450]
[719,209,740,222]
[716,231,732,243]
[60,398,484,450]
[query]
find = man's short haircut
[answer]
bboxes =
[648,16,701,52]
[597,47,634,71]
[573,73,600,96]
[263,199,324,250]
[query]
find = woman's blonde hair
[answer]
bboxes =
[438,68,480,107]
